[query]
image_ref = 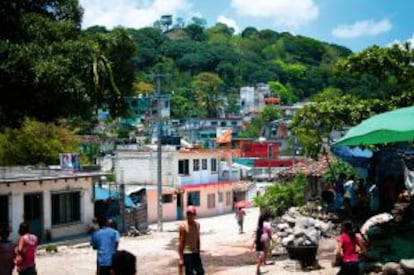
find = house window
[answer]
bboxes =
[0,195,9,226]
[202,159,207,170]
[178,159,189,175]
[225,191,232,206]
[211,159,217,172]
[162,194,173,203]
[193,159,200,171]
[218,192,223,203]
[187,191,200,206]
[207,194,215,209]
[51,192,81,225]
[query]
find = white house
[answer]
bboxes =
[114,146,240,222]
[239,83,271,117]
[0,166,107,242]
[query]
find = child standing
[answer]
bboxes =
[235,207,246,234]
[250,214,266,275]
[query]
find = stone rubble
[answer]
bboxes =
[272,207,333,247]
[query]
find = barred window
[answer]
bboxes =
[52,192,81,225]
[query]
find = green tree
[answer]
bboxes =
[269,81,298,104]
[192,72,224,117]
[0,118,78,165]
[313,87,343,102]
[336,44,414,98]
[0,0,136,127]
[253,174,307,216]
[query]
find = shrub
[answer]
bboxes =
[253,174,307,216]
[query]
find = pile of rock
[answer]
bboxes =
[272,207,333,247]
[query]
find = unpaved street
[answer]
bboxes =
[27,207,338,274]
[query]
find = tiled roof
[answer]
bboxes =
[278,155,334,178]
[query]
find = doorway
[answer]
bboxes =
[24,193,43,240]
[176,193,183,220]
[0,195,9,225]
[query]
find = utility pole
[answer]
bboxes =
[153,73,172,232]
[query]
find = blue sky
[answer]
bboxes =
[79,0,414,52]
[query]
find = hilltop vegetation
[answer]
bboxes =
[1,1,413,164]
[0,0,354,128]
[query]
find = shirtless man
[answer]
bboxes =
[178,206,204,275]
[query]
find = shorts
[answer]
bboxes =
[263,239,271,249]
[255,251,264,260]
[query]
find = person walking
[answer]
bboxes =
[178,205,204,275]
[111,250,136,275]
[336,220,366,275]
[15,222,38,275]
[0,223,15,275]
[91,216,120,275]
[250,214,266,275]
[262,214,274,265]
[235,207,246,234]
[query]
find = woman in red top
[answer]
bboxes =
[336,220,366,275]
[15,222,38,275]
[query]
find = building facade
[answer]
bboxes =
[0,167,106,242]
[114,147,240,222]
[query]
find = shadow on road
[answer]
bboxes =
[163,237,256,273]
[164,250,255,274]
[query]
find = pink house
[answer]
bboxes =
[115,147,240,223]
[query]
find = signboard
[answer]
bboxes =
[60,153,81,172]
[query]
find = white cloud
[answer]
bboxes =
[332,19,392,39]
[217,15,240,33]
[388,34,414,48]
[230,0,319,28]
[79,0,193,29]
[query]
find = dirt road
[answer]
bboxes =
[29,207,338,274]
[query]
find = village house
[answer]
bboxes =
[0,166,107,242]
[114,145,240,223]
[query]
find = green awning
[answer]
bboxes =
[333,106,414,147]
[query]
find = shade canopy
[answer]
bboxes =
[333,106,414,147]
[94,185,136,208]
[330,146,373,167]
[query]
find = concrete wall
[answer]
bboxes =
[114,150,175,186]
[0,177,95,242]
[146,188,177,223]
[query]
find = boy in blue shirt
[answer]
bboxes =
[91,217,120,275]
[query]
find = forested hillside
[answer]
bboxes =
[1,1,413,165]
[0,0,355,127]
[124,22,353,118]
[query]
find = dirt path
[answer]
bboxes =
[28,207,339,274]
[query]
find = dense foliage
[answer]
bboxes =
[0,0,136,128]
[253,174,307,216]
[1,3,413,164]
[0,119,78,165]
